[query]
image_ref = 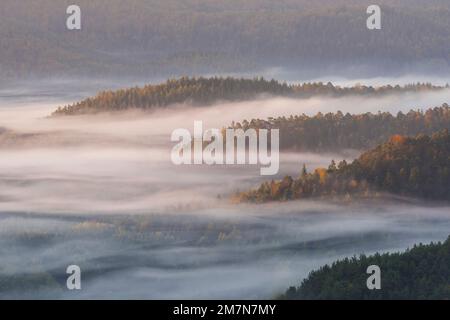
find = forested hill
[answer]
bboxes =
[237,130,450,203]
[51,77,446,116]
[2,0,450,79]
[232,104,450,152]
[281,236,450,300]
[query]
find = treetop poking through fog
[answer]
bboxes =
[231,104,450,152]
[237,130,450,203]
[51,77,447,116]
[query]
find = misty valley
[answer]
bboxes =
[2,202,449,299]
[0,75,449,299]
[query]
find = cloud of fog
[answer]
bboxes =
[1,81,450,299]
[0,145,345,214]
[1,202,449,299]
[2,83,450,136]
[0,86,449,214]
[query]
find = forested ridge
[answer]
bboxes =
[51,77,446,115]
[281,236,450,300]
[2,0,450,79]
[237,130,450,203]
[232,103,450,151]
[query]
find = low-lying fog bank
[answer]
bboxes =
[1,82,450,299]
[1,202,449,299]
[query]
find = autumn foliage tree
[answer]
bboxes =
[52,77,446,116]
[237,130,450,203]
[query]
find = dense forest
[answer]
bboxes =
[281,236,450,300]
[2,0,450,79]
[237,130,450,203]
[232,103,450,151]
[51,77,446,115]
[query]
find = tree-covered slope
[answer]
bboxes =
[237,130,450,202]
[2,0,450,79]
[51,77,289,115]
[281,236,450,300]
[232,104,450,152]
[51,77,446,115]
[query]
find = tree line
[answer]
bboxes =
[232,103,450,151]
[3,0,450,79]
[236,130,450,203]
[52,77,447,116]
[280,236,450,300]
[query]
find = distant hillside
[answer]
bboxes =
[237,130,450,202]
[232,104,450,152]
[281,236,450,300]
[51,77,446,115]
[2,0,450,79]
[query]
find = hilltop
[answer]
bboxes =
[237,130,450,202]
[281,236,450,300]
[51,77,446,116]
[3,0,450,79]
[231,104,450,152]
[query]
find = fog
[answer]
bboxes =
[1,202,449,299]
[231,68,450,87]
[0,80,450,299]
[2,84,450,214]
[307,75,450,88]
